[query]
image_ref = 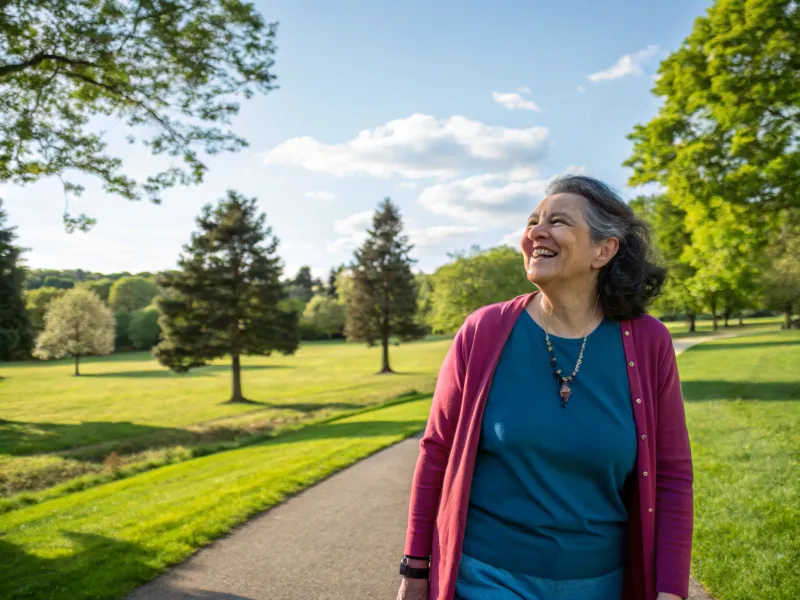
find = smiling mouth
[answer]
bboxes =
[531,248,558,260]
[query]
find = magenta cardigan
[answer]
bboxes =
[404,292,694,600]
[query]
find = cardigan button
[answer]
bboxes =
[648,508,654,513]
[643,471,649,477]
[624,330,630,336]
[636,398,642,404]
[628,361,635,367]
[641,434,646,440]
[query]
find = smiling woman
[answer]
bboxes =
[399,175,688,600]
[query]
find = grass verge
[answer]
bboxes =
[0,396,433,600]
[681,330,799,600]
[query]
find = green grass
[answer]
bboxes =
[680,330,800,600]
[0,396,433,600]
[0,340,450,495]
[663,315,783,339]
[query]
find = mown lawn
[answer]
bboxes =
[680,330,800,600]
[663,315,783,338]
[0,397,433,600]
[0,339,450,496]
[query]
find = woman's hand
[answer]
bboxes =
[656,593,683,600]
[396,577,428,600]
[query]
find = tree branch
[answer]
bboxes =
[0,53,96,78]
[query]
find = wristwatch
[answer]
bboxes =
[399,555,430,579]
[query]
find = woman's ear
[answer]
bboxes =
[592,237,620,269]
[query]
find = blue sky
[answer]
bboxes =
[2,0,710,279]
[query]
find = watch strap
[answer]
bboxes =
[399,557,430,580]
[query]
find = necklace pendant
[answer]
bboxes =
[559,382,572,408]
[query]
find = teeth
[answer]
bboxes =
[532,248,556,258]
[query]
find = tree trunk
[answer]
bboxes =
[786,306,793,330]
[74,355,80,376]
[227,353,249,403]
[739,315,744,327]
[686,311,696,333]
[710,294,718,332]
[723,310,730,328]
[379,332,393,374]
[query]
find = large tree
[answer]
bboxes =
[0,200,34,362]
[761,210,800,328]
[155,190,299,403]
[626,0,800,214]
[346,198,424,374]
[33,288,115,375]
[109,275,158,311]
[0,1,278,230]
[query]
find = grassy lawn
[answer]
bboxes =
[663,315,783,339]
[0,396,433,600]
[0,339,450,496]
[680,330,800,600]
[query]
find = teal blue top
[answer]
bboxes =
[462,310,638,580]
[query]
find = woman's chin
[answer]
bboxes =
[526,267,555,287]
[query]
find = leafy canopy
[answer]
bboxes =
[0,1,278,230]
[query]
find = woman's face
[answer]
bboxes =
[520,193,617,288]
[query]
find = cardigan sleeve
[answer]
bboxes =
[404,325,467,557]
[654,335,694,598]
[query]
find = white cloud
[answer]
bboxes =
[408,225,479,248]
[305,190,337,200]
[396,181,418,191]
[517,86,532,94]
[577,85,586,94]
[492,91,541,112]
[264,113,549,179]
[498,228,526,249]
[588,45,660,82]
[327,211,373,253]
[417,166,588,229]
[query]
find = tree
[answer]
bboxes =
[346,198,424,374]
[428,245,533,334]
[129,306,161,350]
[109,276,158,311]
[155,190,299,403]
[33,288,115,375]
[761,211,800,328]
[326,265,344,299]
[77,278,113,303]
[629,194,700,331]
[0,1,278,230]
[626,0,800,215]
[0,200,34,361]
[25,287,66,331]
[288,266,318,304]
[301,295,345,339]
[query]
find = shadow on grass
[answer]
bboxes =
[683,380,800,402]
[0,420,188,456]
[0,532,161,600]
[82,364,292,379]
[684,340,799,352]
[267,419,426,445]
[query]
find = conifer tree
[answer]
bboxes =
[155,190,299,402]
[0,200,34,363]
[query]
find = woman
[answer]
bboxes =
[396,175,693,600]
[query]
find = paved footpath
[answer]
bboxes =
[128,334,730,600]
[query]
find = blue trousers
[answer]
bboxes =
[455,553,624,600]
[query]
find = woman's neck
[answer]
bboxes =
[533,284,603,338]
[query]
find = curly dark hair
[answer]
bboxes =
[545,175,666,321]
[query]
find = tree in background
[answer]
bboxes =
[0,200,34,361]
[33,288,115,376]
[25,287,66,332]
[109,276,159,312]
[629,194,700,331]
[77,278,114,303]
[0,1,278,231]
[326,265,345,299]
[287,266,319,304]
[114,309,133,350]
[761,211,800,328]
[415,273,434,335]
[428,245,533,334]
[155,190,299,403]
[129,306,161,350]
[301,295,345,339]
[345,198,424,374]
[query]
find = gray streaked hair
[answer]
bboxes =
[544,174,666,320]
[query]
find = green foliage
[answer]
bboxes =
[0,1,279,229]
[25,269,130,291]
[626,0,800,213]
[345,198,424,372]
[300,294,345,339]
[109,276,158,312]
[24,287,66,332]
[761,211,800,327]
[0,200,34,360]
[428,245,533,333]
[287,266,320,304]
[77,278,113,303]
[33,288,115,374]
[128,306,161,350]
[113,309,132,350]
[155,190,299,401]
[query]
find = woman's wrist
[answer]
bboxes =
[656,593,683,600]
[405,557,429,569]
